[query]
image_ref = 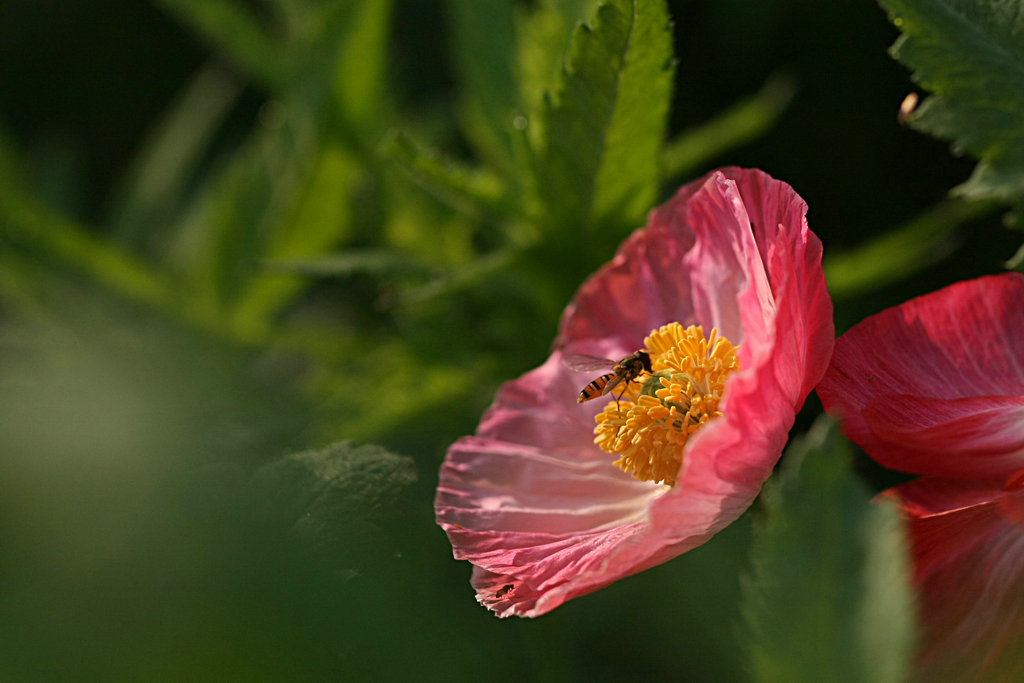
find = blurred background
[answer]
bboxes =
[0,0,1015,680]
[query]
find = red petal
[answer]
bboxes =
[860,394,1024,477]
[886,478,1024,679]
[819,273,1024,478]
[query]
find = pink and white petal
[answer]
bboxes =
[648,300,802,548]
[678,171,767,342]
[436,437,651,534]
[560,167,831,402]
[471,353,596,452]
[437,168,833,617]
[567,169,828,569]
[466,519,651,617]
[557,198,698,353]
[856,394,1024,477]
[435,355,662,616]
[620,170,830,576]
[687,168,832,406]
[648,169,831,544]
[884,478,1024,680]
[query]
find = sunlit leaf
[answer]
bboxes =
[167,118,312,330]
[227,141,361,340]
[393,248,517,308]
[516,0,599,127]
[332,0,394,134]
[538,0,675,241]
[880,0,1024,210]
[743,417,915,683]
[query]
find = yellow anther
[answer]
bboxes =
[593,323,739,486]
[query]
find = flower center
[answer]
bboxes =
[593,323,740,486]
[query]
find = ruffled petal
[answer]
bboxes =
[650,169,832,547]
[436,168,833,616]
[556,198,697,354]
[435,354,659,616]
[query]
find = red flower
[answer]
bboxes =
[818,273,1024,679]
[435,168,833,617]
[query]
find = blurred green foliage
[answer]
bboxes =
[743,418,914,683]
[0,0,1019,679]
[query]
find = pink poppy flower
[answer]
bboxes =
[435,167,834,617]
[817,273,1024,679]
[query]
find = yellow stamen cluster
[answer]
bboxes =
[593,323,739,486]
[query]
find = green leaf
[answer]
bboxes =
[824,197,997,300]
[383,130,515,219]
[332,0,394,133]
[516,0,599,124]
[107,62,243,250]
[448,0,521,172]
[161,108,360,341]
[156,0,285,88]
[165,120,307,333]
[661,73,797,180]
[539,0,675,240]
[226,140,361,340]
[743,417,915,683]
[1006,239,1024,271]
[879,0,1024,208]
[248,441,417,552]
[0,141,177,315]
[262,249,437,279]
[393,248,517,308]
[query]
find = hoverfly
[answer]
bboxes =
[564,350,653,404]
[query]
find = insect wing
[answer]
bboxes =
[600,373,626,396]
[562,353,616,372]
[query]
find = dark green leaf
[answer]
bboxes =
[107,62,243,249]
[156,0,285,88]
[880,0,1024,209]
[1006,239,1024,271]
[448,0,521,172]
[249,441,417,553]
[661,73,797,181]
[539,0,675,239]
[0,142,177,315]
[743,417,915,683]
[824,197,997,300]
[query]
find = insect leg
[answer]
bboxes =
[617,380,631,413]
